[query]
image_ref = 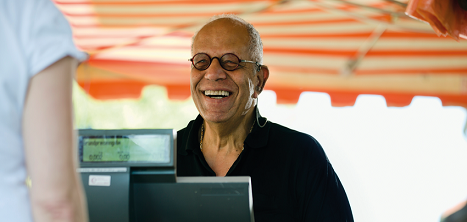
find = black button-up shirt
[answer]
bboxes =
[177,113,353,222]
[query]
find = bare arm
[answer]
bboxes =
[23,56,88,222]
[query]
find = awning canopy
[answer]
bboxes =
[55,0,467,107]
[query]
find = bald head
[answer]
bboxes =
[191,14,263,64]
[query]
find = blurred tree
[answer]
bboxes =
[73,82,198,130]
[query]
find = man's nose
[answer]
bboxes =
[204,58,227,81]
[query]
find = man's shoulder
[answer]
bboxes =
[265,121,326,160]
[176,120,194,139]
[176,118,199,154]
[176,124,189,137]
[177,120,195,141]
[268,122,320,146]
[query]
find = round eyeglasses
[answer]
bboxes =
[189,53,261,71]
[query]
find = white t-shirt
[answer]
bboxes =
[0,0,87,221]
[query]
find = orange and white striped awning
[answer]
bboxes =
[54,0,467,107]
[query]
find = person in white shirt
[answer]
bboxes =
[0,0,89,221]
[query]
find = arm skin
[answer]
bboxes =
[22,56,88,222]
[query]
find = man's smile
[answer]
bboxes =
[203,90,232,99]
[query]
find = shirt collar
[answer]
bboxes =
[181,107,270,154]
[245,107,270,149]
[180,114,204,155]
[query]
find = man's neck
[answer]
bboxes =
[200,112,256,176]
[202,112,255,152]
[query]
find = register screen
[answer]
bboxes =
[79,135,171,163]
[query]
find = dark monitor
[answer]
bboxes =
[77,129,254,222]
[133,177,254,222]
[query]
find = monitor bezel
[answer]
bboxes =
[78,129,176,167]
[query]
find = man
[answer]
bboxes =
[177,14,353,221]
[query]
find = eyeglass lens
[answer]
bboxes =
[192,53,240,71]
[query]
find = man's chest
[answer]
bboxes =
[177,151,299,221]
[203,151,241,176]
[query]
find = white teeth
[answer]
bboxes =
[204,90,230,97]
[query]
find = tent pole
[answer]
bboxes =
[341,24,387,76]
[331,0,406,17]
[309,0,433,33]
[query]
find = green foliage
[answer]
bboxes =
[73,82,199,131]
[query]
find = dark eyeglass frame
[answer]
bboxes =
[189,53,261,71]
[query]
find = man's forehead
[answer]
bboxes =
[193,19,250,55]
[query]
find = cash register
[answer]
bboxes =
[78,129,254,222]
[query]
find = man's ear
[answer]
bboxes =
[253,65,269,98]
